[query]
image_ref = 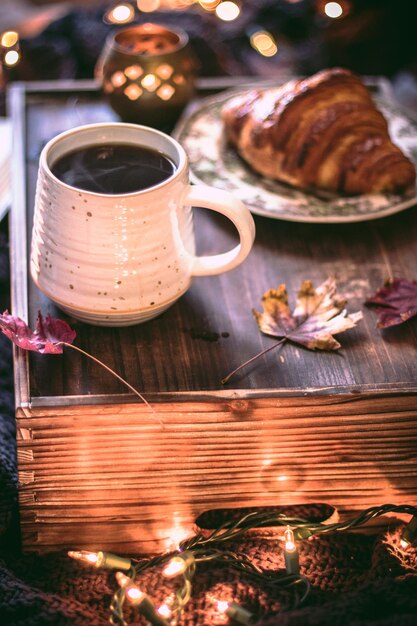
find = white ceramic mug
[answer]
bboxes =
[30,123,255,326]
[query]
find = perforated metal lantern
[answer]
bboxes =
[96,23,198,127]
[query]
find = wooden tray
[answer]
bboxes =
[9,79,417,554]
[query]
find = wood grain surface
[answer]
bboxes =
[9,81,417,553]
[16,396,417,553]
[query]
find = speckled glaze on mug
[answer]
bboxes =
[30,123,255,326]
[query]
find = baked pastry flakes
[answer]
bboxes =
[222,68,416,195]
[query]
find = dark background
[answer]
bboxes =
[2,0,417,109]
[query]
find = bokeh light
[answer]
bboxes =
[1,31,19,48]
[4,50,20,66]
[250,30,278,57]
[198,0,221,10]
[215,1,240,21]
[137,0,161,12]
[105,3,135,24]
[324,1,343,18]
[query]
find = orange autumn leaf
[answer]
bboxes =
[223,277,362,384]
[253,277,363,350]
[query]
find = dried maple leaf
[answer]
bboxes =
[254,277,363,350]
[222,277,362,384]
[0,310,76,354]
[365,278,417,328]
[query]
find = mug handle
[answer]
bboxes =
[184,185,256,276]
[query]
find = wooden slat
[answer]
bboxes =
[15,393,417,415]
[15,398,417,553]
[8,83,31,410]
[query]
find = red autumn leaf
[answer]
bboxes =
[0,310,76,354]
[365,278,417,328]
[0,310,151,411]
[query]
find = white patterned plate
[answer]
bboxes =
[174,86,417,223]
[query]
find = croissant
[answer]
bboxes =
[222,68,416,195]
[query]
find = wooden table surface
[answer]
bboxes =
[11,80,417,402]
[8,79,417,553]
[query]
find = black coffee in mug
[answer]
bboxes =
[51,143,176,194]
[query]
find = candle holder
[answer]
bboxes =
[96,23,198,128]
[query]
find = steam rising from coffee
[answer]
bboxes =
[51,144,175,194]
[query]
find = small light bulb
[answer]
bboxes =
[285,541,296,552]
[116,572,145,605]
[116,571,131,587]
[68,550,131,570]
[163,558,186,578]
[215,599,253,625]
[216,599,230,613]
[284,527,300,575]
[400,516,417,549]
[157,603,173,618]
[117,574,170,625]
[127,586,144,601]
[284,527,296,552]
[68,550,99,565]
[157,593,175,619]
[162,551,195,578]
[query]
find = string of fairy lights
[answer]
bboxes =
[68,504,417,626]
[0,0,351,72]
